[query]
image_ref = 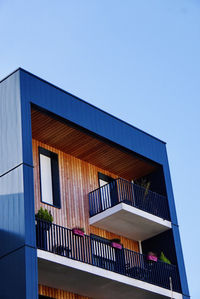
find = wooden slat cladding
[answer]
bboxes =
[33,139,139,251]
[31,108,156,180]
[38,284,91,299]
[33,139,117,230]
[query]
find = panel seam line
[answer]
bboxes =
[0,244,36,260]
[0,162,33,178]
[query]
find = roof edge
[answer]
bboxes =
[1,67,166,145]
[0,68,21,84]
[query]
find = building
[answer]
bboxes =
[0,68,189,299]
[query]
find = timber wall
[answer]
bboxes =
[33,138,139,252]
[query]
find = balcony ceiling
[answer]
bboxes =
[31,108,156,180]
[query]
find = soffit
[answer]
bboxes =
[31,108,156,180]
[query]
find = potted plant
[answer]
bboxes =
[35,207,53,250]
[135,178,151,200]
[36,207,53,229]
[72,227,85,237]
[159,251,171,264]
[147,251,158,262]
[110,238,123,250]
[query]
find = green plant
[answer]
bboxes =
[135,178,151,200]
[36,207,53,223]
[160,251,171,264]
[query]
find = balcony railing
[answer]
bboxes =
[89,178,170,221]
[36,218,181,293]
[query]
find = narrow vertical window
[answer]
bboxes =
[40,153,53,205]
[39,147,61,208]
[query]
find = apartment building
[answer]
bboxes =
[0,68,189,299]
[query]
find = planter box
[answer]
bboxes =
[72,228,84,237]
[147,255,158,262]
[111,242,122,250]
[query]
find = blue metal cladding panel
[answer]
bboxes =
[172,224,190,297]
[19,69,189,297]
[0,72,25,256]
[0,245,37,299]
[25,245,38,299]
[162,148,179,225]
[0,247,26,298]
[0,70,38,299]
[0,72,23,175]
[23,163,36,247]
[162,149,189,296]
[0,166,25,257]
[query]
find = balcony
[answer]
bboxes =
[36,219,181,299]
[89,178,171,241]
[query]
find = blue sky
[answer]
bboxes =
[0,0,199,297]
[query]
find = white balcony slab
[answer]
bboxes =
[38,250,182,299]
[89,203,171,241]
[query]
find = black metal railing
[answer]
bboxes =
[36,218,181,293]
[89,178,170,220]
